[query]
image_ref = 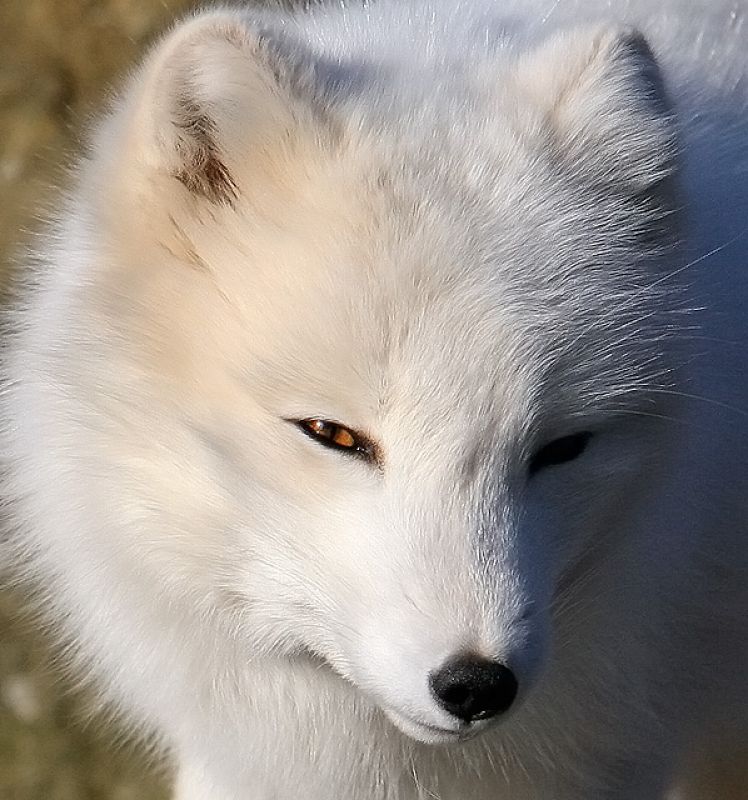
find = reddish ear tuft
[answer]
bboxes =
[127,11,327,207]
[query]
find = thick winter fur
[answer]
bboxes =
[2,1,747,798]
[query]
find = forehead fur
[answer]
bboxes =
[77,6,681,446]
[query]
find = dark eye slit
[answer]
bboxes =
[529,432,593,476]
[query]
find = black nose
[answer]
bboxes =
[429,656,518,722]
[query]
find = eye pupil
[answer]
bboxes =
[529,432,592,476]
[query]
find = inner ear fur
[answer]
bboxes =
[128,11,327,207]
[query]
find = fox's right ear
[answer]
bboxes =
[120,11,329,207]
[517,25,678,222]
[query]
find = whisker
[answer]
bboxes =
[619,387,748,418]
[599,408,688,425]
[562,227,747,351]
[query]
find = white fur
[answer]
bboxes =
[2,1,747,798]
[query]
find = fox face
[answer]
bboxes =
[6,10,684,745]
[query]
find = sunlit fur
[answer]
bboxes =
[2,1,747,798]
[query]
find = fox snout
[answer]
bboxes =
[350,575,544,744]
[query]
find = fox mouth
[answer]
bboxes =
[383,707,490,745]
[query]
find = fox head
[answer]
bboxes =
[9,9,683,743]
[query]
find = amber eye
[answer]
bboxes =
[294,418,375,459]
[529,432,593,476]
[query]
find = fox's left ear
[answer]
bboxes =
[519,26,678,220]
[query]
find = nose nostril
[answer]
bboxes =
[429,655,518,723]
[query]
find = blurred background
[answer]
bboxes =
[0,3,195,797]
[0,2,744,799]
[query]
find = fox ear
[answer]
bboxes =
[127,12,324,206]
[519,26,677,214]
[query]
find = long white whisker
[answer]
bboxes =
[563,227,747,351]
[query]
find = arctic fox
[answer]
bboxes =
[2,0,747,798]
